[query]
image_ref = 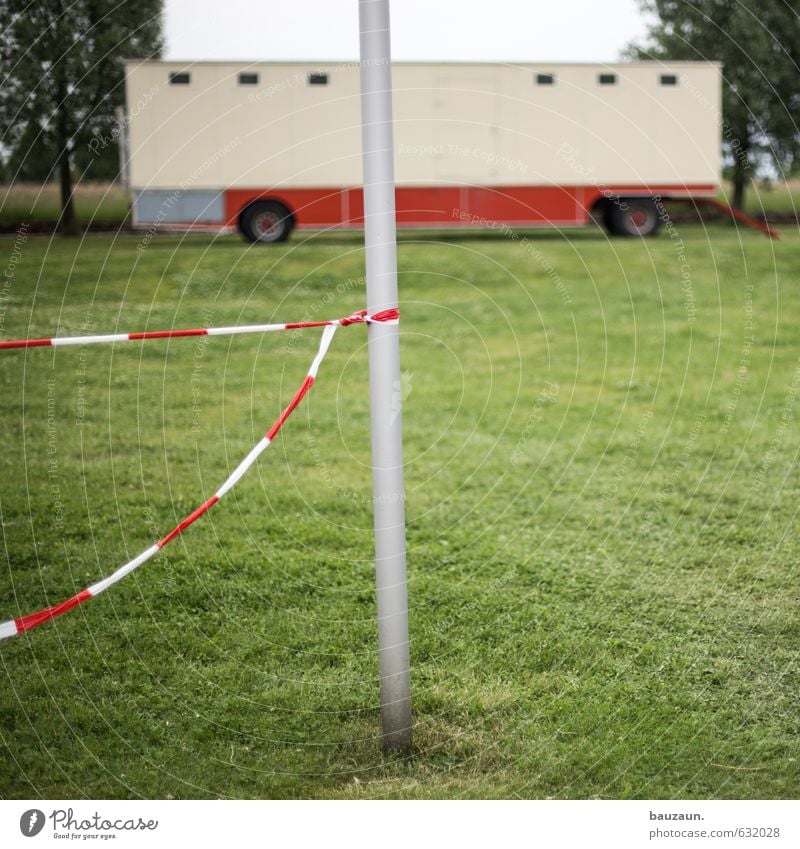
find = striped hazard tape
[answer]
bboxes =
[0,307,399,349]
[0,307,399,641]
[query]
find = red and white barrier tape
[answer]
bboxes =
[0,307,399,350]
[0,306,399,641]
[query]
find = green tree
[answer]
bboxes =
[0,0,163,233]
[628,0,800,210]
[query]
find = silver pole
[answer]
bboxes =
[358,0,412,752]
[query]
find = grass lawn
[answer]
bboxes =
[0,224,798,799]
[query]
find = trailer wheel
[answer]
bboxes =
[239,201,294,243]
[606,198,660,237]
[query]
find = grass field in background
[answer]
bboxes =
[0,178,798,225]
[0,225,798,799]
[0,182,130,224]
[716,178,800,217]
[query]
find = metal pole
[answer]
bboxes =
[358,0,412,752]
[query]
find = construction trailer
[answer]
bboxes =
[123,60,722,241]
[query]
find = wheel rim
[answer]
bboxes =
[626,205,655,235]
[253,211,282,240]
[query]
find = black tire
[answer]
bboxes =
[239,201,294,243]
[606,197,661,237]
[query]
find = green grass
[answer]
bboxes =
[1,225,799,799]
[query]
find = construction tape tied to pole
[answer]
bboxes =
[0,306,399,641]
[0,307,400,350]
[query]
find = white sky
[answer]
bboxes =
[165,0,651,63]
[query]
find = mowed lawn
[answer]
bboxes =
[0,224,798,800]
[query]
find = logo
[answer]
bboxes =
[19,809,45,837]
[391,370,413,425]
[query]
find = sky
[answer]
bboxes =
[164,0,652,64]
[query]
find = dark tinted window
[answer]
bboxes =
[169,72,191,85]
[598,73,617,85]
[660,74,678,86]
[536,73,555,85]
[308,73,329,85]
[239,72,259,85]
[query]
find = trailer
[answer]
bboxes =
[123,60,723,241]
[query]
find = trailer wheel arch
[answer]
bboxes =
[238,199,296,243]
[590,196,616,232]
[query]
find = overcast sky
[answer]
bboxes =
[164,0,651,63]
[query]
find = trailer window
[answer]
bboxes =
[598,73,617,85]
[239,72,259,85]
[536,73,555,85]
[660,74,678,86]
[308,73,329,86]
[169,72,191,85]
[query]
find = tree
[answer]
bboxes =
[628,0,800,210]
[0,0,163,233]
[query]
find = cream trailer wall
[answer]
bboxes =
[123,60,721,238]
